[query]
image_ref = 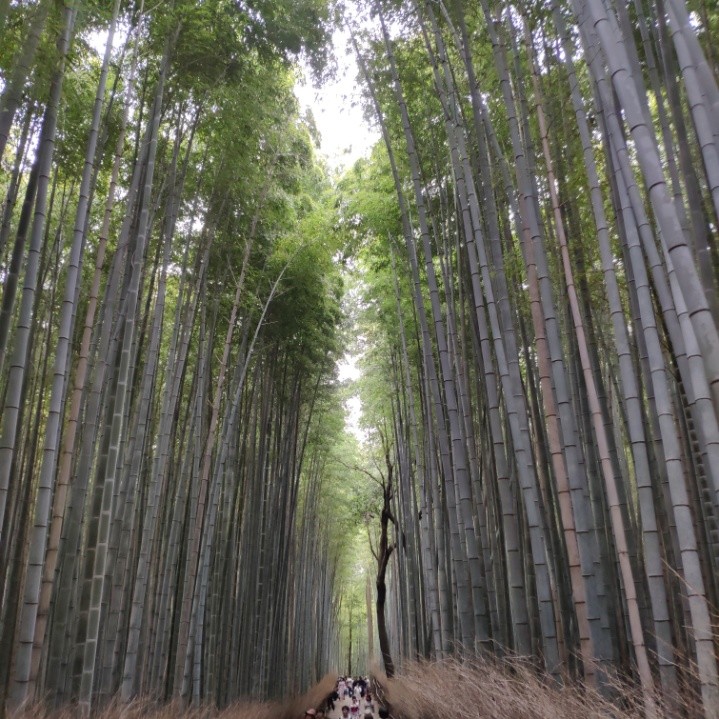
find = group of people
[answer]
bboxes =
[305,675,390,719]
[334,676,375,717]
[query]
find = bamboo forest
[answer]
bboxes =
[1,0,719,717]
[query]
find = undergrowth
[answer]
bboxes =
[371,657,701,719]
[6,658,705,718]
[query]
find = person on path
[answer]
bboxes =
[364,693,374,714]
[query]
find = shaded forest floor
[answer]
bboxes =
[8,658,701,719]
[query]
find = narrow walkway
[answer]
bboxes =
[325,681,379,719]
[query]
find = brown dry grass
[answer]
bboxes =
[7,660,704,719]
[7,673,338,719]
[370,658,654,719]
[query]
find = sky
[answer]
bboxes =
[294,27,379,173]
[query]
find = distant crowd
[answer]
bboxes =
[330,675,375,717]
[304,675,391,719]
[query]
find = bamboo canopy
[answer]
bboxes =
[0,0,718,717]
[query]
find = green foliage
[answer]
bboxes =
[145,0,333,89]
[55,54,122,176]
[241,0,334,74]
[336,146,422,436]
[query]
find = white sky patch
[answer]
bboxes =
[344,395,366,443]
[339,354,366,444]
[296,26,379,172]
[337,353,360,382]
[86,23,131,56]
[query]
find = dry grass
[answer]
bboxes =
[7,673,338,719]
[370,658,653,719]
[6,660,704,719]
